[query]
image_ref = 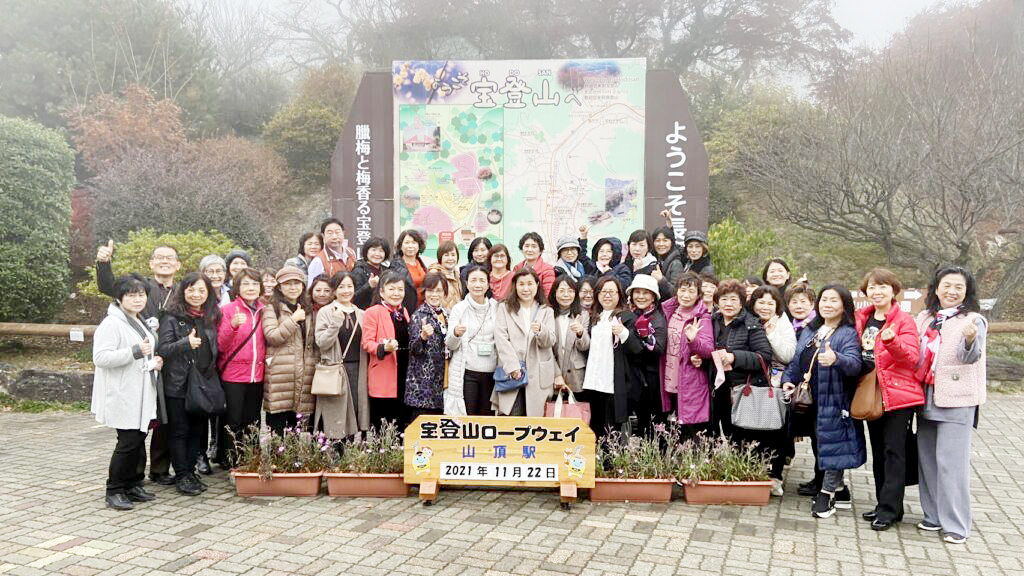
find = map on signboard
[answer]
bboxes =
[393,59,646,259]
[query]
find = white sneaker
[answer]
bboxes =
[943,533,967,544]
[771,478,784,496]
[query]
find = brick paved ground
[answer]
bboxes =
[2,396,1022,576]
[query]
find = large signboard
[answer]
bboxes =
[392,59,647,258]
[332,63,709,259]
[404,415,596,502]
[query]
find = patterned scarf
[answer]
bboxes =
[916,305,964,386]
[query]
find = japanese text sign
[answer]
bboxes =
[404,416,596,488]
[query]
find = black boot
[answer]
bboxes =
[106,493,134,510]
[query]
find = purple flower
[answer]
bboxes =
[277,445,286,454]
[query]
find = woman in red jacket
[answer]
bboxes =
[855,268,923,531]
[361,271,412,430]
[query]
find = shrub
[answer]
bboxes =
[77,229,241,299]
[329,419,405,474]
[230,417,334,480]
[0,115,75,322]
[87,136,287,254]
[263,101,345,185]
[595,427,676,479]
[674,433,771,484]
[708,216,795,280]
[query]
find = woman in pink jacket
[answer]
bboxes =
[216,268,266,465]
[660,271,714,436]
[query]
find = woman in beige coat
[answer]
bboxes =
[314,272,369,438]
[492,268,558,416]
[550,275,590,393]
[262,266,317,433]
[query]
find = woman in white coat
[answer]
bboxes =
[445,265,498,416]
[491,268,558,416]
[91,275,164,511]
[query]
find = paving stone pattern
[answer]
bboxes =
[2,396,1024,576]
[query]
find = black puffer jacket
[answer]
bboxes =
[158,313,218,399]
[710,308,772,388]
[351,259,387,310]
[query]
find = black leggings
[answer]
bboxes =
[463,370,495,415]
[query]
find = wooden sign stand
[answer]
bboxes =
[404,415,596,508]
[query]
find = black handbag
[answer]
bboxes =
[185,353,226,416]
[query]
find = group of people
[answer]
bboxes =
[89,215,986,545]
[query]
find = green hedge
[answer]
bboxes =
[0,115,75,321]
[77,229,241,299]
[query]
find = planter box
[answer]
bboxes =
[681,480,773,505]
[589,478,674,503]
[230,471,322,497]
[324,472,408,498]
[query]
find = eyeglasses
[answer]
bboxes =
[598,289,619,296]
[151,255,178,262]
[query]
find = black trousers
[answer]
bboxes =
[711,384,735,438]
[108,429,147,495]
[221,382,263,465]
[369,396,410,431]
[266,411,299,435]
[867,407,914,522]
[633,377,666,437]
[732,425,787,480]
[463,370,495,415]
[135,419,170,479]
[166,397,207,482]
[579,390,615,438]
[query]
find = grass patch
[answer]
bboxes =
[0,393,89,413]
[990,333,1024,364]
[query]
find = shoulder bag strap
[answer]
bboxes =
[339,315,359,358]
[221,312,262,367]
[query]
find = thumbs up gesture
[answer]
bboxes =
[819,341,837,366]
[96,239,114,262]
[231,310,246,328]
[879,326,896,342]
[368,274,379,289]
[578,224,589,239]
[569,316,584,337]
[291,305,305,323]
[139,337,154,357]
[453,323,467,337]
[420,318,434,340]
[187,327,202,349]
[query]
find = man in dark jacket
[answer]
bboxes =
[96,239,179,485]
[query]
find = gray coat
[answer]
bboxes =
[91,304,160,432]
[314,303,370,435]
[491,302,557,416]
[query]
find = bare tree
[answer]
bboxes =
[730,12,1024,318]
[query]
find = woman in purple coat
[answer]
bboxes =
[660,272,714,436]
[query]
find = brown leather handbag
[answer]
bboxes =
[851,369,884,421]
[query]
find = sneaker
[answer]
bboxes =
[834,485,851,510]
[943,533,967,544]
[812,491,836,518]
[771,479,784,497]
[917,521,942,532]
[797,480,818,497]
[175,476,202,496]
[191,474,208,491]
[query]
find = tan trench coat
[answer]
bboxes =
[491,302,557,416]
[314,303,370,436]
